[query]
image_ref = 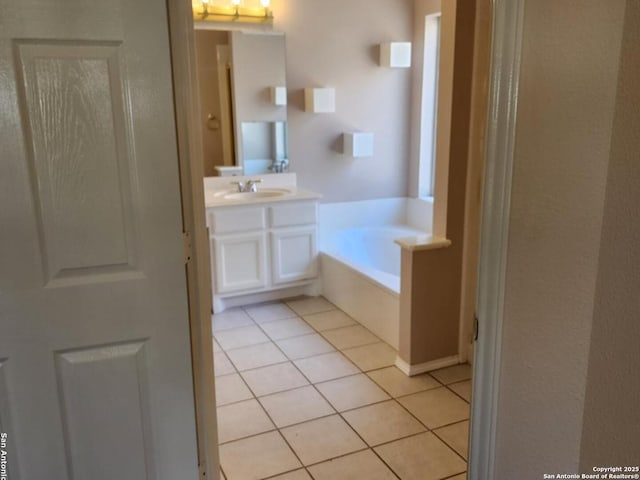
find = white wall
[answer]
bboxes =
[272,0,413,203]
[494,0,627,476]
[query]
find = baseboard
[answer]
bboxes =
[213,281,320,312]
[395,355,460,377]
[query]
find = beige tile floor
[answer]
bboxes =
[214,296,472,480]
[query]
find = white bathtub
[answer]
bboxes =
[320,224,428,350]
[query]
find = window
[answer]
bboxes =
[418,13,441,198]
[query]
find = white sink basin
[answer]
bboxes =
[215,188,292,200]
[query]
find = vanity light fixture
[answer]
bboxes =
[343,132,375,158]
[379,42,412,68]
[304,88,336,113]
[201,0,210,16]
[195,0,273,24]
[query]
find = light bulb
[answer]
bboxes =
[260,0,270,7]
[232,0,240,5]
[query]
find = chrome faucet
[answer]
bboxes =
[231,179,262,193]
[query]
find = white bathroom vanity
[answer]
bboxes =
[204,174,321,311]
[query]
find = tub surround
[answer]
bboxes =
[321,253,400,348]
[318,197,462,375]
[318,197,434,246]
[321,225,428,350]
[394,234,451,252]
[397,240,461,375]
[318,198,436,354]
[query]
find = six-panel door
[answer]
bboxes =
[0,0,200,478]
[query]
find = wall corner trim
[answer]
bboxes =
[395,355,460,377]
[468,0,526,479]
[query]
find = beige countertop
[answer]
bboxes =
[204,173,321,208]
[204,187,321,208]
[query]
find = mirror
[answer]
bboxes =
[194,28,288,176]
[241,121,288,175]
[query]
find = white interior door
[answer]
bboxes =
[0,0,200,478]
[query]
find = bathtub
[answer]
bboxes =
[320,224,428,350]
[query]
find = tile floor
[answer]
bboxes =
[213,296,472,480]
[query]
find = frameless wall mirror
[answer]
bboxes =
[194,27,288,176]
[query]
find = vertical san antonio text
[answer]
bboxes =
[0,432,7,480]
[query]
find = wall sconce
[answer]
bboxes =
[379,42,412,68]
[195,0,274,25]
[304,88,336,113]
[343,132,375,157]
[270,86,287,106]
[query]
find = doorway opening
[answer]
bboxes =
[171,0,495,478]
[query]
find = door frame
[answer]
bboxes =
[167,1,220,479]
[468,0,525,478]
[165,0,527,478]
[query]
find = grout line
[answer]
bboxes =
[246,338,322,472]
[284,297,339,317]
[216,299,470,478]
[215,338,272,352]
[260,466,315,480]
[427,417,472,431]
[240,303,300,325]
[391,382,449,401]
[217,424,279,446]
[360,371,453,437]
[444,380,473,405]
[370,429,430,449]
[279,305,398,365]
[301,446,403,479]
[283,338,406,480]
[228,358,291,375]
[431,420,470,464]
[441,473,467,480]
[300,446,373,469]
[257,322,316,342]
[280,343,384,466]
[322,337,383,352]
[365,371,443,399]
[251,403,307,470]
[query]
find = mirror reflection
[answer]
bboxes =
[242,121,289,175]
[194,28,288,176]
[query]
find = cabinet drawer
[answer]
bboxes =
[209,207,265,234]
[269,202,317,228]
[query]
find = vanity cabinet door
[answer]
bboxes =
[270,226,318,285]
[213,232,268,293]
